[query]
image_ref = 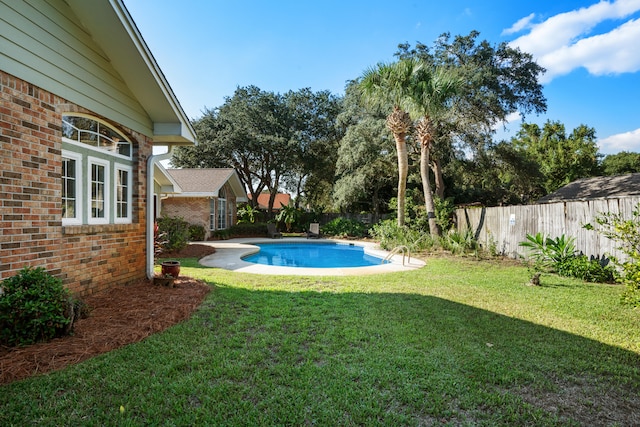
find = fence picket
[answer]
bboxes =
[455,197,640,260]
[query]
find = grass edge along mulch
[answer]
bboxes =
[0,277,210,385]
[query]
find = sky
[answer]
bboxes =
[124,0,640,155]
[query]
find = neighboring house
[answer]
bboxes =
[538,173,640,204]
[0,0,196,295]
[248,193,291,211]
[161,169,248,239]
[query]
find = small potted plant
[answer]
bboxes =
[160,260,180,278]
[153,221,179,286]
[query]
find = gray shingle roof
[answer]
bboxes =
[166,168,235,194]
[538,173,640,203]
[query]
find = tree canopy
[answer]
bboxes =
[511,120,601,194]
[170,29,631,224]
[359,60,418,226]
[394,31,548,206]
[172,86,341,211]
[601,151,640,176]
[334,82,396,217]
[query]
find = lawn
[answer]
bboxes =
[1,256,639,426]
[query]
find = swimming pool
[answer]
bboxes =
[242,242,388,268]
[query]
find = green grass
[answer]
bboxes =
[2,256,640,426]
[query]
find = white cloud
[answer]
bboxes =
[492,112,524,142]
[508,0,640,83]
[539,18,640,81]
[598,128,640,153]
[502,13,536,35]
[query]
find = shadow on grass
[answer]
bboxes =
[2,278,639,426]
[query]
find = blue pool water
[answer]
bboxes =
[242,242,388,268]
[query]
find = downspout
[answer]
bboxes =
[146,146,174,280]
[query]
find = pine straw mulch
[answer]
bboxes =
[0,244,217,386]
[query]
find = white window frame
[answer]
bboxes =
[114,163,133,224]
[61,150,83,226]
[62,114,132,160]
[209,198,216,231]
[217,189,227,230]
[87,156,110,225]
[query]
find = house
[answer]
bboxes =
[0,0,196,295]
[161,169,248,239]
[247,192,291,211]
[538,173,640,204]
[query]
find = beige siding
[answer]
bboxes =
[456,197,640,260]
[0,0,152,136]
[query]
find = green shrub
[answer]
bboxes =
[440,229,479,255]
[370,219,436,251]
[519,233,576,269]
[209,223,272,240]
[321,217,368,238]
[211,229,231,240]
[619,262,640,306]
[157,216,190,252]
[556,255,616,283]
[585,204,640,306]
[275,204,302,232]
[237,204,261,224]
[434,197,456,232]
[0,267,71,346]
[188,224,207,241]
[231,223,269,237]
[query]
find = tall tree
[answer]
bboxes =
[396,31,547,199]
[405,66,461,235]
[512,120,602,193]
[359,60,419,226]
[172,86,293,211]
[171,109,227,168]
[601,151,640,176]
[283,88,343,209]
[333,80,396,217]
[334,117,396,216]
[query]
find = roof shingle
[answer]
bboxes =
[166,168,235,194]
[538,173,640,203]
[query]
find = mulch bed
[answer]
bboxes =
[0,244,217,386]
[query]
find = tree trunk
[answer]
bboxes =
[386,107,411,227]
[421,143,439,236]
[416,116,439,236]
[431,157,445,199]
[394,132,408,227]
[267,189,277,213]
[294,174,303,209]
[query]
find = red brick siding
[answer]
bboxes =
[161,184,237,239]
[161,197,211,236]
[0,70,152,296]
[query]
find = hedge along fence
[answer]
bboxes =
[455,197,640,261]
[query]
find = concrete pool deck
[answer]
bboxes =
[196,237,426,276]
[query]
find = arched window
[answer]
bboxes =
[62,115,131,157]
[61,114,133,225]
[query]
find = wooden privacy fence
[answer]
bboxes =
[455,197,640,260]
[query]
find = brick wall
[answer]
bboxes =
[160,183,239,239]
[161,197,211,235]
[0,70,152,296]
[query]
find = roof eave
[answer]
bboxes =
[66,0,196,146]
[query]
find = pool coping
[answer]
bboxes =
[195,237,426,276]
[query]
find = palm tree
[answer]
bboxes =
[406,66,461,235]
[359,59,420,226]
